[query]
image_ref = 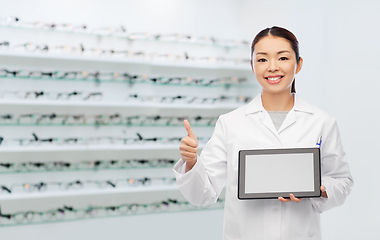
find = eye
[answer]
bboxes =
[257,58,266,62]
[279,57,288,61]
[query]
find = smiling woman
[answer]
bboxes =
[249,27,303,112]
[175,26,353,240]
[251,26,302,94]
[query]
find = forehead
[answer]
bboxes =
[254,36,293,54]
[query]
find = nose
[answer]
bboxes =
[268,60,279,72]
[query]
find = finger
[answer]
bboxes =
[278,197,291,202]
[181,136,198,148]
[179,150,197,158]
[289,194,302,203]
[179,144,198,153]
[180,152,197,162]
[320,185,328,198]
[183,120,197,140]
[179,147,197,157]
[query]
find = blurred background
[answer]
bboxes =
[0,0,378,239]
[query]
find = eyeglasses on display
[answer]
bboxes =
[0,16,87,32]
[0,113,218,126]
[0,158,176,173]
[0,90,102,101]
[0,41,9,49]
[1,41,250,64]
[0,16,248,48]
[1,177,176,194]
[0,198,225,225]
[127,94,252,105]
[0,132,209,147]
[0,68,249,88]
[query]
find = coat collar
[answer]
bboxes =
[245,92,313,115]
[245,93,313,135]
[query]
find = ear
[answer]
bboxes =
[250,59,254,73]
[295,57,303,74]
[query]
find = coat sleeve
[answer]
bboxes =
[309,120,354,213]
[173,116,228,207]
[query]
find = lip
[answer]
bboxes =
[265,75,284,84]
[265,75,283,78]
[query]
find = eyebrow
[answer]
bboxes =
[256,50,291,55]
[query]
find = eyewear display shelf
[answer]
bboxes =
[0,20,249,50]
[0,25,258,230]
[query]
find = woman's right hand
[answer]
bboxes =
[179,120,198,172]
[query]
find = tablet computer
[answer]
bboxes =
[238,147,321,200]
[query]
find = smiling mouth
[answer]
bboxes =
[265,76,284,81]
[265,76,284,84]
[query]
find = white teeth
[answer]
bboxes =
[267,77,282,81]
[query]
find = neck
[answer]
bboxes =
[261,90,294,111]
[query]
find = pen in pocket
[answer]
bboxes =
[316,136,322,148]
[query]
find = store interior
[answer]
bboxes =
[0,0,378,239]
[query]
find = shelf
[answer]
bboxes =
[0,123,215,127]
[0,76,256,89]
[0,20,230,231]
[0,184,180,201]
[0,164,174,174]
[0,51,252,71]
[0,201,224,227]
[0,143,205,153]
[0,24,248,50]
[0,99,245,110]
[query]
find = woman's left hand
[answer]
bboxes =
[278,194,302,203]
[321,185,328,198]
[278,185,327,203]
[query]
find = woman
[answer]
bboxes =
[174,26,353,240]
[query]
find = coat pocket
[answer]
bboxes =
[295,142,319,148]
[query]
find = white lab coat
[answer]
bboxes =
[173,93,353,240]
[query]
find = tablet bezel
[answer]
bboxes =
[238,147,321,200]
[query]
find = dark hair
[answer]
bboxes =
[250,26,300,93]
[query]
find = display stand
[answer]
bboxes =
[0,21,258,226]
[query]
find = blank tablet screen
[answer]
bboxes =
[238,148,321,199]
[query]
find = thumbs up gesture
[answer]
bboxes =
[179,120,198,171]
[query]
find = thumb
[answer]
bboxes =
[183,120,197,140]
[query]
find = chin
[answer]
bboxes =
[262,87,292,94]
